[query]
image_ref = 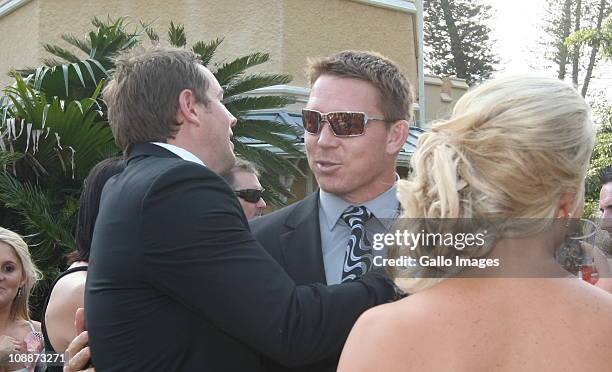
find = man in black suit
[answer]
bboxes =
[84,47,400,371]
[251,51,413,372]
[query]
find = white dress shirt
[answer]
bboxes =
[151,142,206,167]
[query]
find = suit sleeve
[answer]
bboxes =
[141,163,396,366]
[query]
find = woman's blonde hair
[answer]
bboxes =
[0,227,42,320]
[393,75,595,292]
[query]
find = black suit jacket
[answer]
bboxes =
[85,143,396,372]
[251,192,342,372]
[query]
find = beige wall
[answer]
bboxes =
[0,0,40,86]
[0,0,417,94]
[282,0,417,86]
[421,74,468,129]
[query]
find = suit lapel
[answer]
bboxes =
[280,192,327,285]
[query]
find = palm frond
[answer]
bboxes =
[61,34,92,55]
[27,59,108,100]
[223,74,292,97]
[213,53,270,86]
[168,21,187,47]
[0,151,23,168]
[0,172,74,251]
[42,44,81,63]
[225,95,296,117]
[192,38,223,66]
[141,19,160,43]
[233,119,302,157]
[4,76,115,180]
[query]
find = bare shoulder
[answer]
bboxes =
[48,270,86,306]
[338,293,438,372]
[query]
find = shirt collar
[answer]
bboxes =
[151,142,206,167]
[319,174,400,231]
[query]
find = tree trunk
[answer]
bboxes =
[558,0,574,79]
[439,0,467,79]
[581,0,609,97]
[572,0,582,86]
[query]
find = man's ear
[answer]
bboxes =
[176,89,200,126]
[386,120,409,155]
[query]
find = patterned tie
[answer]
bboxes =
[340,206,373,282]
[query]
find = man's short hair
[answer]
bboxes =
[221,158,260,188]
[103,46,210,152]
[307,50,414,123]
[601,166,612,185]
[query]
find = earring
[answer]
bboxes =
[565,213,572,228]
[16,287,22,298]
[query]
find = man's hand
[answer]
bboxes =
[63,308,94,372]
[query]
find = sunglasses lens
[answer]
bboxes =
[236,189,263,203]
[327,112,366,136]
[302,109,321,134]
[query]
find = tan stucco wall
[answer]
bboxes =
[0,0,286,89]
[0,0,417,93]
[0,0,40,87]
[422,75,468,129]
[283,0,417,87]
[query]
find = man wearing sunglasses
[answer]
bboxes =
[251,50,413,372]
[222,158,268,219]
[80,47,401,372]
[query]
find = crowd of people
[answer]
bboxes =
[0,46,611,372]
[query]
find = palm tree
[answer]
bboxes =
[17,17,304,204]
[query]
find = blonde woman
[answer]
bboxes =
[0,228,43,372]
[338,75,612,371]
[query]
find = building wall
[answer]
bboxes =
[282,0,417,86]
[0,0,39,84]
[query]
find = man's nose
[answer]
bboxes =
[257,198,267,210]
[316,121,340,147]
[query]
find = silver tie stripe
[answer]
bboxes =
[340,206,373,282]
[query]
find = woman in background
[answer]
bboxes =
[338,75,612,371]
[0,227,43,372]
[42,158,125,369]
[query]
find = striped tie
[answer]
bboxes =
[340,206,373,282]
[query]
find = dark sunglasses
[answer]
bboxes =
[301,109,387,137]
[235,188,265,203]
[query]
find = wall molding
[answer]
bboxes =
[349,0,417,14]
[0,0,31,19]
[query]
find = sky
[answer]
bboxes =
[484,0,612,102]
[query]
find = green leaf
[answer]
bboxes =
[223,74,292,97]
[62,64,69,96]
[192,38,223,66]
[168,21,187,47]
[61,34,92,55]
[42,44,81,63]
[213,53,270,86]
[225,95,296,117]
[72,63,86,87]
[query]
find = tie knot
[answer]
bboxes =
[340,206,372,227]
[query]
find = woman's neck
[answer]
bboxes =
[0,305,15,332]
[458,233,571,278]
